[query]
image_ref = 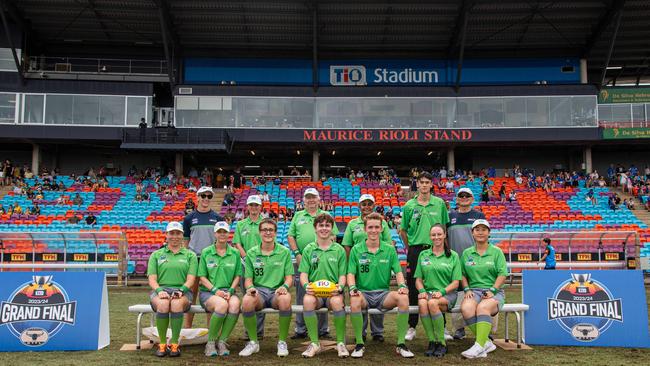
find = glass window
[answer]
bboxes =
[610,104,631,122]
[72,95,100,125]
[45,95,73,124]
[632,104,645,122]
[99,96,125,125]
[571,96,597,126]
[549,97,571,126]
[597,105,612,122]
[0,92,16,123]
[504,98,526,127]
[455,98,480,127]
[176,96,198,110]
[175,110,199,127]
[126,97,146,125]
[526,97,549,126]
[23,94,44,123]
[479,98,504,127]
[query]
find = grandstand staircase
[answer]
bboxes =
[615,187,650,227]
[0,185,12,201]
[210,189,227,212]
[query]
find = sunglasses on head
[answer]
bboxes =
[199,194,213,199]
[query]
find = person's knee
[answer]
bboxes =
[350,297,363,312]
[170,299,187,313]
[477,301,495,315]
[229,297,241,313]
[330,296,343,311]
[242,295,255,311]
[155,300,170,313]
[303,295,317,310]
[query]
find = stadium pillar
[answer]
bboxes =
[447,147,455,173]
[580,59,588,83]
[175,152,183,176]
[312,150,320,182]
[584,147,593,173]
[31,144,40,174]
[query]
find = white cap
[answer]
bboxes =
[303,188,319,197]
[214,221,230,232]
[197,186,214,195]
[359,194,375,203]
[166,221,184,233]
[457,187,474,197]
[246,195,262,205]
[472,219,490,230]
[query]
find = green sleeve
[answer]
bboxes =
[451,252,462,281]
[380,221,392,244]
[440,203,450,226]
[341,222,354,246]
[460,250,468,277]
[347,247,358,275]
[283,250,294,277]
[337,248,347,277]
[244,253,254,279]
[232,222,242,244]
[298,246,311,274]
[146,252,158,276]
[495,248,509,277]
[197,254,207,277]
[390,247,401,275]
[187,253,198,276]
[234,252,243,277]
[414,259,423,279]
[400,202,411,231]
[288,216,298,237]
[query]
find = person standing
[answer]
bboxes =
[448,187,485,340]
[182,186,224,328]
[400,172,449,341]
[539,238,556,270]
[288,188,338,339]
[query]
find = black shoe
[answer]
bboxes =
[489,334,494,341]
[424,341,437,357]
[453,328,466,340]
[290,332,307,340]
[319,332,332,339]
[433,343,447,358]
[372,335,384,342]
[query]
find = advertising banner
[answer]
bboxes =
[0,272,110,351]
[599,87,650,103]
[523,270,650,348]
[602,128,650,139]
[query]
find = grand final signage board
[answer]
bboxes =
[523,270,650,348]
[0,272,109,351]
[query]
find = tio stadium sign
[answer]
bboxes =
[330,65,439,86]
[303,129,472,142]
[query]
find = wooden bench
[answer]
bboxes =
[128,303,528,349]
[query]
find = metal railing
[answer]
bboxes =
[27,56,168,75]
[598,121,649,128]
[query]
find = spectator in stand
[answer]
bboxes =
[29,204,40,215]
[444,179,455,193]
[72,193,83,206]
[185,198,196,211]
[586,189,597,205]
[608,195,618,211]
[223,189,236,206]
[85,212,97,226]
[262,191,270,202]
[234,209,244,221]
[498,183,507,203]
[224,209,235,224]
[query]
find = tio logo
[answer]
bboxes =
[330,65,366,86]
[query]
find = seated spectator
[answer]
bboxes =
[85,213,97,226]
[184,198,196,211]
[445,179,455,193]
[12,184,22,195]
[56,195,70,205]
[67,215,81,224]
[223,190,236,206]
[135,193,142,202]
[29,204,40,215]
[234,209,244,221]
[35,190,44,200]
[608,196,618,211]
[142,191,150,202]
[625,199,635,210]
[508,191,517,202]
[13,203,23,216]
[260,208,269,219]
[481,187,490,203]
[268,210,278,219]
[72,193,83,206]
[262,191,270,202]
[224,209,235,223]
[286,208,294,221]
[585,188,597,205]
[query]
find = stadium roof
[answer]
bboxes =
[4,0,650,85]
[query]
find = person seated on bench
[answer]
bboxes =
[347,213,414,359]
[298,213,349,358]
[147,221,198,358]
[198,221,242,357]
[415,224,461,358]
[460,219,507,359]
[239,219,294,357]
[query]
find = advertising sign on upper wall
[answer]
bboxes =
[184,58,580,86]
[598,87,650,104]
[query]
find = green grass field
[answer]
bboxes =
[1,286,649,366]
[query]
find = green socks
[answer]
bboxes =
[208,312,226,341]
[420,313,435,342]
[243,312,258,342]
[333,310,347,344]
[476,315,492,347]
[304,311,319,343]
[169,312,183,344]
[432,312,446,345]
[278,310,292,342]
[351,312,364,344]
[219,313,239,341]
[464,315,478,335]
[156,312,169,344]
[396,311,409,344]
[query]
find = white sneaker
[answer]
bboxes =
[301,342,320,358]
[444,329,453,341]
[238,341,259,357]
[277,341,289,357]
[405,327,416,341]
[484,340,496,353]
[351,344,365,358]
[337,342,349,358]
[396,344,415,358]
[217,340,230,356]
[204,341,217,357]
[461,342,487,359]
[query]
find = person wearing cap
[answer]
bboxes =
[538,238,556,270]
[232,194,266,339]
[288,187,338,339]
[239,219,294,357]
[147,221,198,357]
[341,193,392,342]
[448,187,486,340]
[348,213,414,359]
[400,171,449,341]
[182,186,224,328]
[459,219,508,359]
[198,221,242,357]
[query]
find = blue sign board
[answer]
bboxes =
[0,272,110,351]
[523,270,650,348]
[184,58,580,86]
